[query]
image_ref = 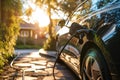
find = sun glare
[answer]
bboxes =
[22,0,50,27]
[31,7,50,27]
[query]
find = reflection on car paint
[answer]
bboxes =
[102,24,116,42]
[64,45,80,57]
[56,0,120,79]
[57,26,69,36]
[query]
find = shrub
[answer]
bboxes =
[43,35,56,51]
[0,0,22,71]
[0,23,18,71]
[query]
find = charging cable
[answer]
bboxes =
[52,29,89,80]
[10,53,25,80]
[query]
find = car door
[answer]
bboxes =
[56,0,90,74]
[57,28,81,74]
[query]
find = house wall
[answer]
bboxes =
[18,29,33,45]
[17,28,46,45]
[19,29,32,38]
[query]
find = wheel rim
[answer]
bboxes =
[83,56,103,80]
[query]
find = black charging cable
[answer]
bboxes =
[52,29,89,80]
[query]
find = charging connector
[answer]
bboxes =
[52,29,89,80]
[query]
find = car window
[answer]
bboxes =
[66,0,92,27]
[83,0,119,27]
[80,1,120,37]
[66,0,118,28]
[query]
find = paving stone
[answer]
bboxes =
[14,60,29,63]
[31,57,46,61]
[1,76,9,79]
[46,62,54,68]
[30,60,47,65]
[15,57,32,62]
[25,52,41,58]
[14,63,33,67]
[16,76,37,80]
[43,76,60,80]
[34,70,49,76]
[31,65,46,70]
[32,72,48,77]
[1,49,79,80]
[45,68,59,75]
[23,68,36,72]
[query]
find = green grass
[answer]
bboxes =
[15,44,42,49]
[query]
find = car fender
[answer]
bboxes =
[80,32,114,76]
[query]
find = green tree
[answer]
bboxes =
[34,0,79,50]
[0,0,22,71]
[25,7,33,21]
[35,0,57,38]
[59,0,80,16]
[35,0,57,50]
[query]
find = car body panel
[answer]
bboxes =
[56,0,120,79]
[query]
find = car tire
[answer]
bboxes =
[81,48,111,80]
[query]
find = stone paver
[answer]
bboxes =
[0,49,79,80]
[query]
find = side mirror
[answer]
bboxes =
[69,22,83,35]
[57,19,65,28]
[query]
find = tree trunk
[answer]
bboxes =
[47,0,53,38]
[1,1,5,23]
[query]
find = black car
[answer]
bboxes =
[56,0,120,80]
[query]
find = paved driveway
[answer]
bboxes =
[1,49,79,80]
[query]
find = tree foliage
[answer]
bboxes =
[0,0,22,71]
[25,7,33,21]
[58,0,80,16]
[34,0,80,50]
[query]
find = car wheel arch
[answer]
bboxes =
[80,41,112,79]
[80,41,98,65]
[80,41,107,71]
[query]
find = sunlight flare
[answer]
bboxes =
[31,7,50,27]
[22,0,50,27]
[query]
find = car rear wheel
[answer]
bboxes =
[81,48,111,80]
